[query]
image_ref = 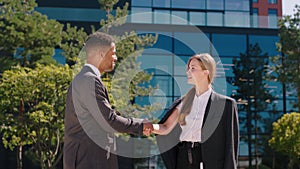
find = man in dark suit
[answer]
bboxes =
[63,32,153,169]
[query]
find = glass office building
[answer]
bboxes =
[24,0,297,168]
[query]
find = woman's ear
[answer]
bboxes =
[203,70,209,75]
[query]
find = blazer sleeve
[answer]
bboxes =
[156,98,182,169]
[80,75,144,136]
[158,97,182,124]
[224,99,240,169]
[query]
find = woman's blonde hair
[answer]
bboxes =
[186,53,216,84]
[178,53,216,125]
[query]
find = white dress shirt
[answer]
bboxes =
[177,87,212,142]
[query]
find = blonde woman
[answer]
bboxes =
[152,53,239,169]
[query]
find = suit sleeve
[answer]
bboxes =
[224,99,239,169]
[80,76,143,136]
[156,98,182,169]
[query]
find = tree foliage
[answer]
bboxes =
[0,0,159,168]
[228,43,276,135]
[60,23,88,67]
[0,64,72,169]
[0,0,63,69]
[0,0,85,167]
[270,5,300,111]
[97,0,159,119]
[269,112,300,169]
[229,44,275,111]
[227,44,277,167]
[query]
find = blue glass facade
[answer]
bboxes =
[129,0,253,28]
[127,0,297,168]
[32,0,297,168]
[129,25,297,168]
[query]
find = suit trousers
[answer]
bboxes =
[176,142,202,169]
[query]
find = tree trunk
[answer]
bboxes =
[288,158,294,169]
[17,144,23,169]
[298,49,300,111]
[272,151,275,169]
[17,100,24,169]
[298,85,300,111]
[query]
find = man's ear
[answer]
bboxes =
[99,51,104,58]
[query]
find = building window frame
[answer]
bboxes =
[268,0,277,4]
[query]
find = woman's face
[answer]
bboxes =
[186,58,207,85]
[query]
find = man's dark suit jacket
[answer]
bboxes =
[63,66,144,169]
[156,92,239,169]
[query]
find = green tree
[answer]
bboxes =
[227,44,277,168]
[0,64,72,169]
[269,112,300,169]
[60,23,88,67]
[0,0,64,69]
[96,0,159,167]
[270,5,300,111]
[97,0,159,118]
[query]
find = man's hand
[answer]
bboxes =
[142,119,153,136]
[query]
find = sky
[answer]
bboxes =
[282,0,300,15]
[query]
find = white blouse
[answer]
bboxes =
[177,88,212,142]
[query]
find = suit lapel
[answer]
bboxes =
[103,86,110,102]
[83,66,110,102]
[201,92,226,143]
[202,93,212,129]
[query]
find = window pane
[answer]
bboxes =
[172,0,205,10]
[249,35,279,56]
[154,10,170,24]
[220,57,235,77]
[225,12,250,27]
[149,75,173,96]
[135,96,175,115]
[153,0,170,8]
[268,9,277,15]
[268,9,277,28]
[225,0,250,11]
[35,7,106,22]
[131,0,151,7]
[174,32,210,56]
[251,8,258,28]
[135,96,174,116]
[174,56,189,76]
[137,55,172,76]
[207,12,223,26]
[171,11,188,25]
[264,81,282,99]
[142,32,173,54]
[207,0,224,10]
[53,49,66,64]
[173,76,193,96]
[131,7,152,23]
[190,12,206,25]
[239,140,249,156]
[212,34,247,56]
[268,0,277,4]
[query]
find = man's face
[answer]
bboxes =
[99,42,117,72]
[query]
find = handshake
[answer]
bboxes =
[142,119,157,136]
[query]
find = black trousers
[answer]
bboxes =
[176,142,203,169]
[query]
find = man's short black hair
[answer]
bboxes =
[85,32,115,52]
